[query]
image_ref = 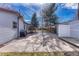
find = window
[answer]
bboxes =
[13,21,17,28]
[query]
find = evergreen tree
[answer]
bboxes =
[31,12,39,31]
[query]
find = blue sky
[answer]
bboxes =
[9,3,41,23]
[56,3,77,22]
[0,3,77,23]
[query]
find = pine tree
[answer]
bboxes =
[31,12,39,32]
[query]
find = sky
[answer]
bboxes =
[0,3,78,23]
[56,3,77,22]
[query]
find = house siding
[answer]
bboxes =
[0,11,18,28]
[19,19,24,32]
[58,20,79,39]
[70,20,79,39]
[57,24,70,37]
[0,27,17,44]
[0,11,18,44]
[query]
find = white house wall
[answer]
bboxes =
[0,11,17,28]
[58,20,79,39]
[25,24,29,33]
[19,19,24,32]
[0,27,17,44]
[57,24,70,37]
[0,11,18,44]
[70,20,79,39]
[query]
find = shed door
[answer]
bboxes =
[58,25,70,37]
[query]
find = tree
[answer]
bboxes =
[41,3,58,32]
[31,12,39,32]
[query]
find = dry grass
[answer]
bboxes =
[0,51,79,56]
[0,52,64,56]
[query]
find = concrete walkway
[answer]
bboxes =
[0,32,79,52]
[60,37,79,48]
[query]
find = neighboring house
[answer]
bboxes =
[24,22,31,33]
[0,8,25,44]
[57,14,79,39]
